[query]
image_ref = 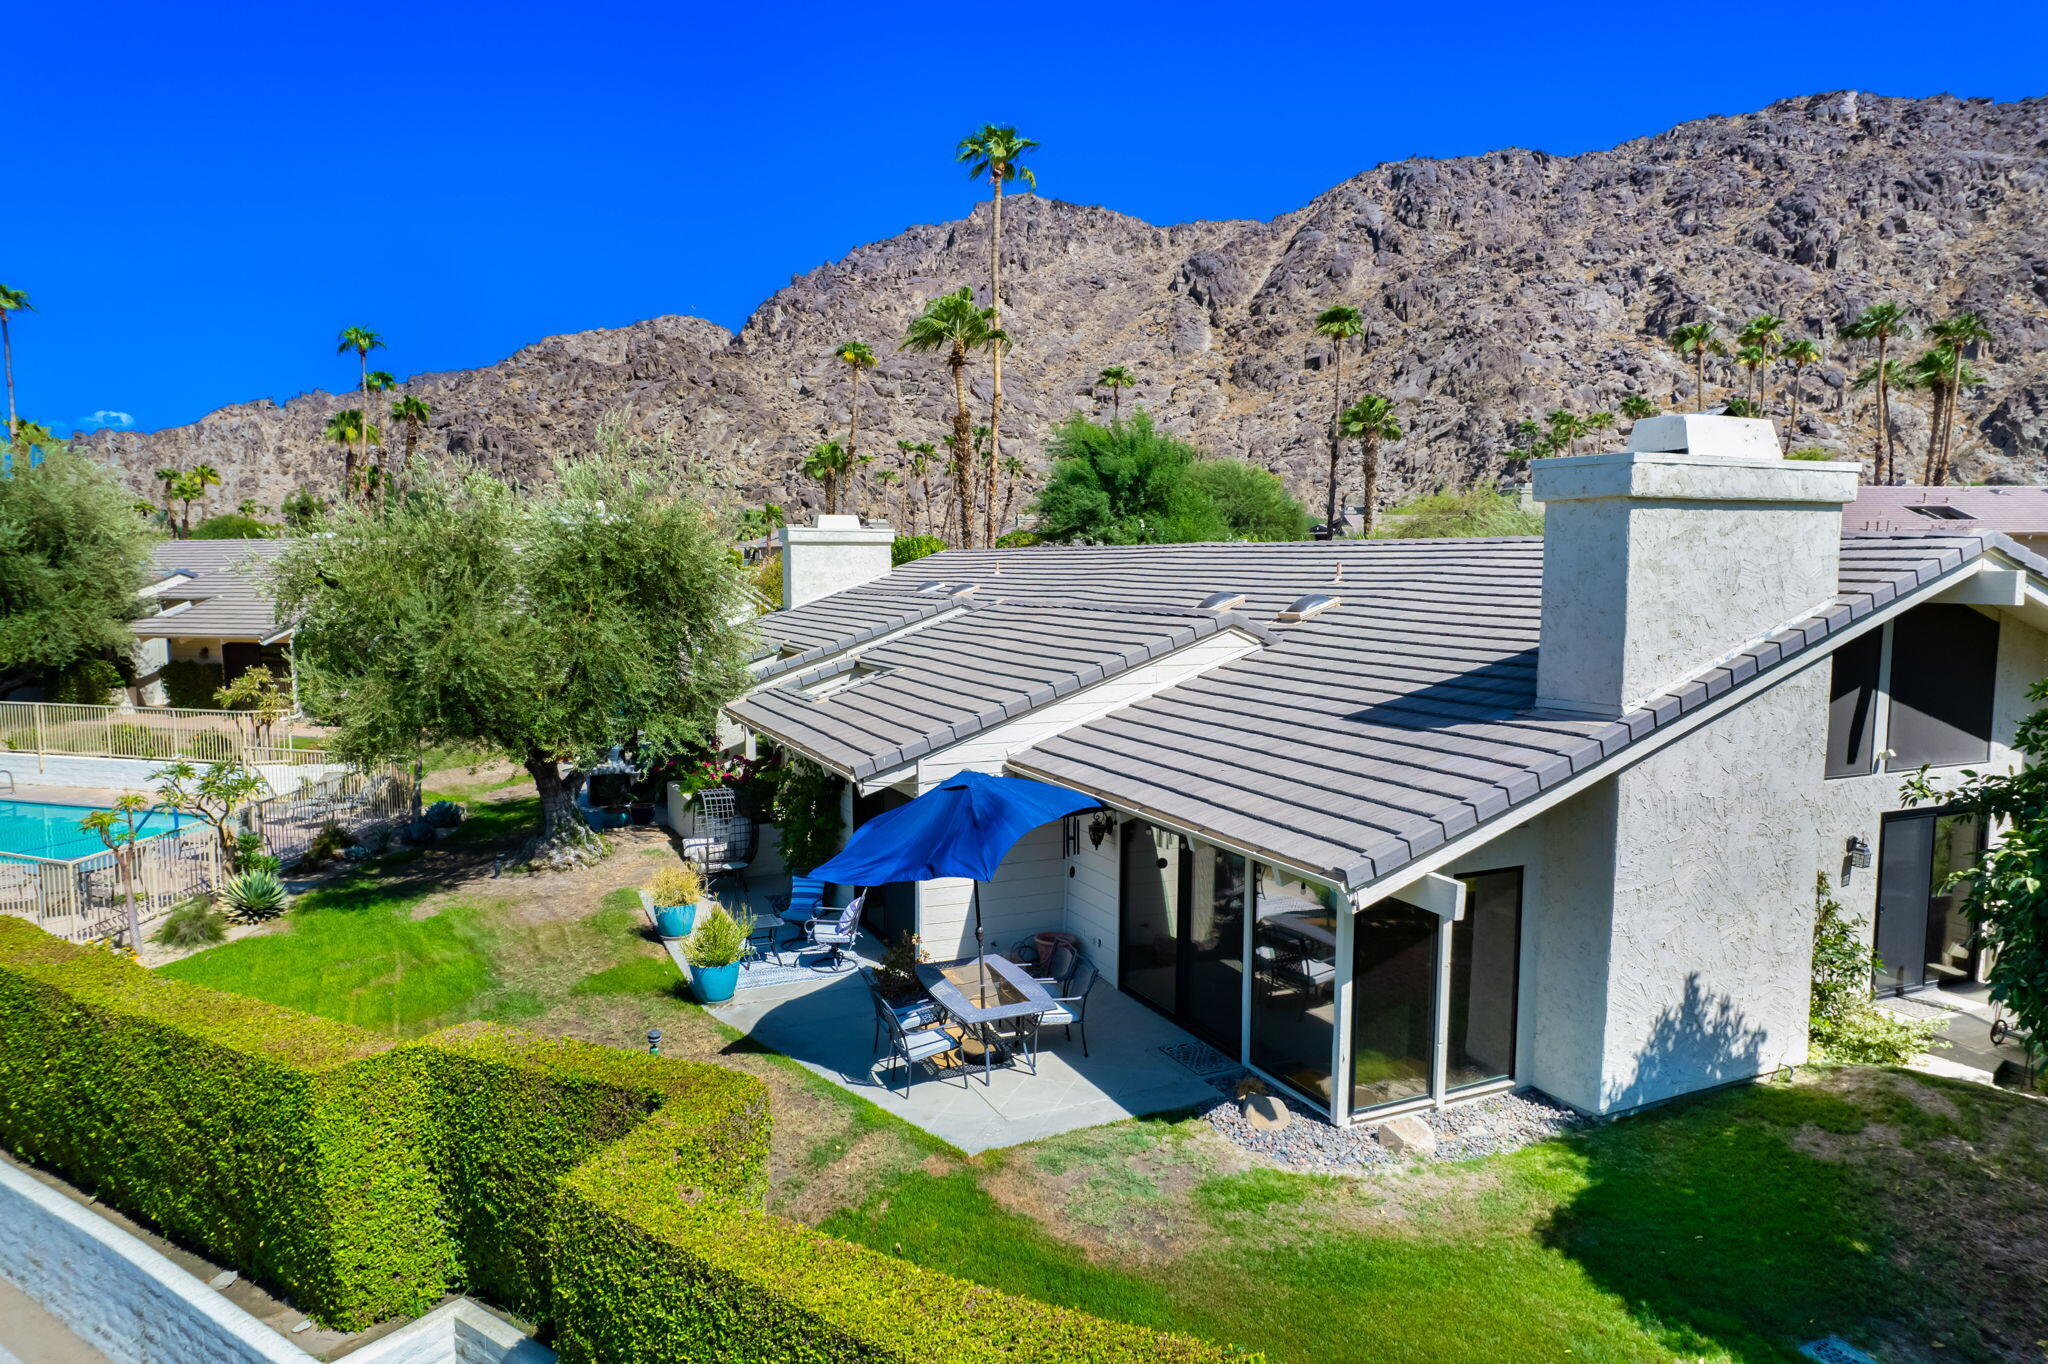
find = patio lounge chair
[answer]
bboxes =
[774,875,828,960]
[1036,960,1097,1058]
[880,998,966,1097]
[804,895,864,972]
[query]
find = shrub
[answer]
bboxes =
[300,819,351,869]
[993,529,1041,549]
[1808,873,1950,1064]
[191,513,275,539]
[222,869,288,921]
[46,658,123,705]
[425,799,464,828]
[891,534,947,566]
[1786,446,1832,461]
[161,659,225,709]
[875,931,925,1005]
[152,897,227,948]
[771,754,844,875]
[0,918,454,1327]
[231,830,280,875]
[682,904,748,969]
[104,722,176,758]
[650,864,702,908]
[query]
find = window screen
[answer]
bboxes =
[1825,629,1883,778]
[1887,605,1998,770]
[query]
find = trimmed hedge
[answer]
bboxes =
[0,921,1250,1360]
[0,918,454,1328]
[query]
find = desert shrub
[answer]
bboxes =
[1786,446,1832,461]
[161,659,225,709]
[425,799,464,828]
[891,534,947,565]
[299,819,351,869]
[993,529,1041,548]
[152,897,227,948]
[649,865,702,907]
[0,918,453,1327]
[221,869,288,921]
[682,904,748,968]
[231,830,279,875]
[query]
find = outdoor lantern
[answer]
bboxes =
[1087,812,1115,849]
[1846,835,1872,870]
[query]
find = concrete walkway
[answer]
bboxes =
[711,965,1226,1153]
[1879,984,2035,1085]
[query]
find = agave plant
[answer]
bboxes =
[222,868,288,921]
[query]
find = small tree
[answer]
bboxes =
[214,664,292,748]
[1903,681,2048,1076]
[79,794,150,948]
[272,439,754,866]
[152,759,268,862]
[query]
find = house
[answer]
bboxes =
[131,539,294,707]
[724,419,2048,1127]
[1843,484,2048,554]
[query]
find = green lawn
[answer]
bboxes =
[154,791,2046,1363]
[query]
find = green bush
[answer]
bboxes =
[161,660,225,709]
[891,534,947,565]
[0,918,454,1327]
[153,897,227,948]
[191,513,275,539]
[46,658,123,705]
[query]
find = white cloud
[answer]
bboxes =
[73,410,135,432]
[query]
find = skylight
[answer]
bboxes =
[1197,591,1247,611]
[1907,504,1975,521]
[1276,594,1340,622]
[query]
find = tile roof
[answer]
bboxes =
[1844,485,2048,537]
[135,539,292,641]
[737,531,2018,893]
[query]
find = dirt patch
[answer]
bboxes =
[983,1124,1249,1263]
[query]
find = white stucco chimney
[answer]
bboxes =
[779,514,896,609]
[1530,416,1861,718]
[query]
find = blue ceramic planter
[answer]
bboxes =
[692,960,740,1004]
[654,903,698,940]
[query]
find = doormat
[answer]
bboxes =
[1799,1337,1881,1364]
[1160,1040,1239,1078]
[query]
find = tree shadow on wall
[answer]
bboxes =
[1533,974,1903,1361]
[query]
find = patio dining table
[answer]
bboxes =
[916,954,1057,1083]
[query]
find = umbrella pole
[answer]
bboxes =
[972,882,988,1008]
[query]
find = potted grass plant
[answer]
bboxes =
[649,865,703,940]
[683,904,748,1004]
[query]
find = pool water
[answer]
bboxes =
[0,800,191,861]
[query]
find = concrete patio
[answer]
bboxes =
[708,958,1229,1153]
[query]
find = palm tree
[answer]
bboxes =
[833,341,878,463]
[335,326,385,501]
[1849,360,1906,480]
[900,289,1004,547]
[1778,339,1822,433]
[1733,345,1769,411]
[1338,395,1402,536]
[1845,303,1910,483]
[324,408,376,497]
[1312,305,1365,534]
[1906,345,1986,486]
[997,454,1028,535]
[1930,312,1991,487]
[153,467,181,527]
[956,124,1039,547]
[801,440,869,516]
[897,439,939,537]
[390,394,431,497]
[873,467,903,527]
[1619,394,1658,422]
[237,499,266,518]
[1545,408,1588,456]
[1585,411,1616,445]
[1668,322,1724,410]
[1096,365,1136,423]
[170,471,205,537]
[0,284,31,445]
[1737,314,1784,412]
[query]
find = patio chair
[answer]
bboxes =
[803,894,864,972]
[1036,960,1097,1058]
[774,874,828,960]
[1026,941,1082,995]
[862,968,940,1051]
[880,999,966,1097]
[685,788,756,891]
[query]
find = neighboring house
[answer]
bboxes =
[726,419,2048,1127]
[131,539,293,707]
[1844,484,2048,554]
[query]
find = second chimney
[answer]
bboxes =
[1531,415,1860,718]
[779,514,897,609]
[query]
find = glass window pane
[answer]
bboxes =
[1119,821,1180,1015]
[1350,898,1437,1113]
[1887,605,1997,770]
[1825,630,1882,778]
[1184,843,1247,1051]
[1250,868,1335,1108]
[1448,869,1522,1090]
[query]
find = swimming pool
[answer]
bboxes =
[0,800,191,861]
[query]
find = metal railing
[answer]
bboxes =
[0,700,308,770]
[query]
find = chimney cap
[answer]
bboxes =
[1624,414,1782,462]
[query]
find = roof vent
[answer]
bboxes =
[1196,591,1246,612]
[1276,594,1340,623]
[916,581,978,597]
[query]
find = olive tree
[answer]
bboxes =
[271,449,754,865]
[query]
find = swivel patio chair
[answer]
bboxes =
[804,895,864,973]
[1036,960,1097,1058]
[880,998,966,1097]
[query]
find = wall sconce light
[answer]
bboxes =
[1087,811,1116,850]
[1845,835,1872,871]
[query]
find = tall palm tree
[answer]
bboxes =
[1849,359,1906,480]
[833,341,878,463]
[1737,314,1784,413]
[1619,394,1658,422]
[956,125,1039,547]
[0,284,31,445]
[170,471,204,537]
[153,467,181,527]
[1845,303,1910,483]
[335,326,385,501]
[997,454,1028,536]
[1778,338,1822,434]
[1312,305,1365,534]
[324,408,375,497]
[1338,395,1402,536]
[1733,345,1769,412]
[1668,322,1724,410]
[390,394,432,497]
[1096,365,1136,423]
[873,467,903,527]
[237,499,266,518]
[897,439,938,537]
[801,440,869,516]
[900,289,1004,547]
[1930,312,1991,488]
[1906,345,1986,486]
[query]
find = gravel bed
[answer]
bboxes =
[1203,1085,1586,1172]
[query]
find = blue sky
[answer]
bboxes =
[14,0,2047,436]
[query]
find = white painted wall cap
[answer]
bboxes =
[1625,413,1782,460]
[778,520,897,545]
[1531,449,1859,505]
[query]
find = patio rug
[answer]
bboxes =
[728,939,879,992]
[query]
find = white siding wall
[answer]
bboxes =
[1065,819,1121,984]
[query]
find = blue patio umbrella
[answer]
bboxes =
[809,771,1102,1001]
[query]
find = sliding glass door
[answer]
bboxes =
[1119,820,1247,1051]
[1250,868,1336,1108]
[1120,821,1181,1015]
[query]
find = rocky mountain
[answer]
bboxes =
[83,90,2048,524]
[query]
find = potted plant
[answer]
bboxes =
[683,904,748,1004]
[650,865,702,940]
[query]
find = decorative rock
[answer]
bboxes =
[206,1270,237,1289]
[1376,1114,1437,1156]
[1242,1094,1292,1132]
